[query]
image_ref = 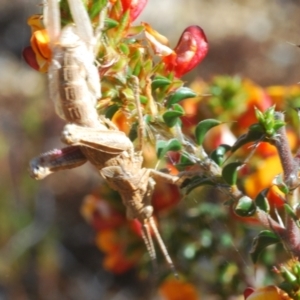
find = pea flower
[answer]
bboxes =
[144,23,208,78]
[23,15,51,72]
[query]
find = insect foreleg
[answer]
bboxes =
[44,0,61,49]
[149,169,180,186]
[67,0,94,52]
[61,124,134,154]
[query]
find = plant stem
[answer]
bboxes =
[274,112,297,193]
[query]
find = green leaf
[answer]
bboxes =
[104,17,119,30]
[156,139,182,159]
[222,162,243,185]
[249,123,264,133]
[151,76,171,90]
[273,121,286,131]
[105,105,119,119]
[119,43,130,55]
[280,266,298,285]
[284,204,300,227]
[114,10,130,42]
[183,177,214,195]
[167,87,196,108]
[231,130,265,153]
[175,153,195,170]
[140,95,148,104]
[90,0,108,19]
[234,196,256,217]
[273,174,289,194]
[250,230,280,264]
[210,144,231,166]
[254,107,265,123]
[195,119,221,146]
[255,189,270,213]
[163,104,185,127]
[264,105,276,120]
[127,25,144,36]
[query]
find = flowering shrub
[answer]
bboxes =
[23,0,300,299]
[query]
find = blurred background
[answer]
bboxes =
[0,0,300,299]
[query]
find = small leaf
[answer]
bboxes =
[90,0,108,19]
[151,76,171,90]
[254,107,265,123]
[175,153,195,170]
[210,144,231,166]
[255,189,270,213]
[234,196,256,217]
[273,121,286,131]
[140,95,148,104]
[183,177,214,195]
[222,161,243,185]
[167,87,196,108]
[249,123,264,133]
[280,266,298,287]
[105,105,119,119]
[104,18,119,30]
[231,130,265,153]
[156,139,182,159]
[119,43,130,55]
[264,105,276,120]
[284,204,300,227]
[127,25,144,36]
[250,230,280,264]
[273,174,289,194]
[163,104,185,127]
[195,119,221,146]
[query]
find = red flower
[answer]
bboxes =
[144,24,208,78]
[163,26,208,77]
[81,194,126,231]
[121,0,148,21]
[152,181,181,212]
[96,229,141,274]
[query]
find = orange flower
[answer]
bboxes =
[96,229,142,274]
[23,15,51,72]
[244,155,283,205]
[266,85,300,110]
[244,285,292,300]
[159,278,199,300]
[111,109,130,134]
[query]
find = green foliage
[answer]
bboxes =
[195,119,221,146]
[250,230,280,264]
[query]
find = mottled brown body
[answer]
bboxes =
[30,0,180,273]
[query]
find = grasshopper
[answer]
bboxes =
[30,0,181,274]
